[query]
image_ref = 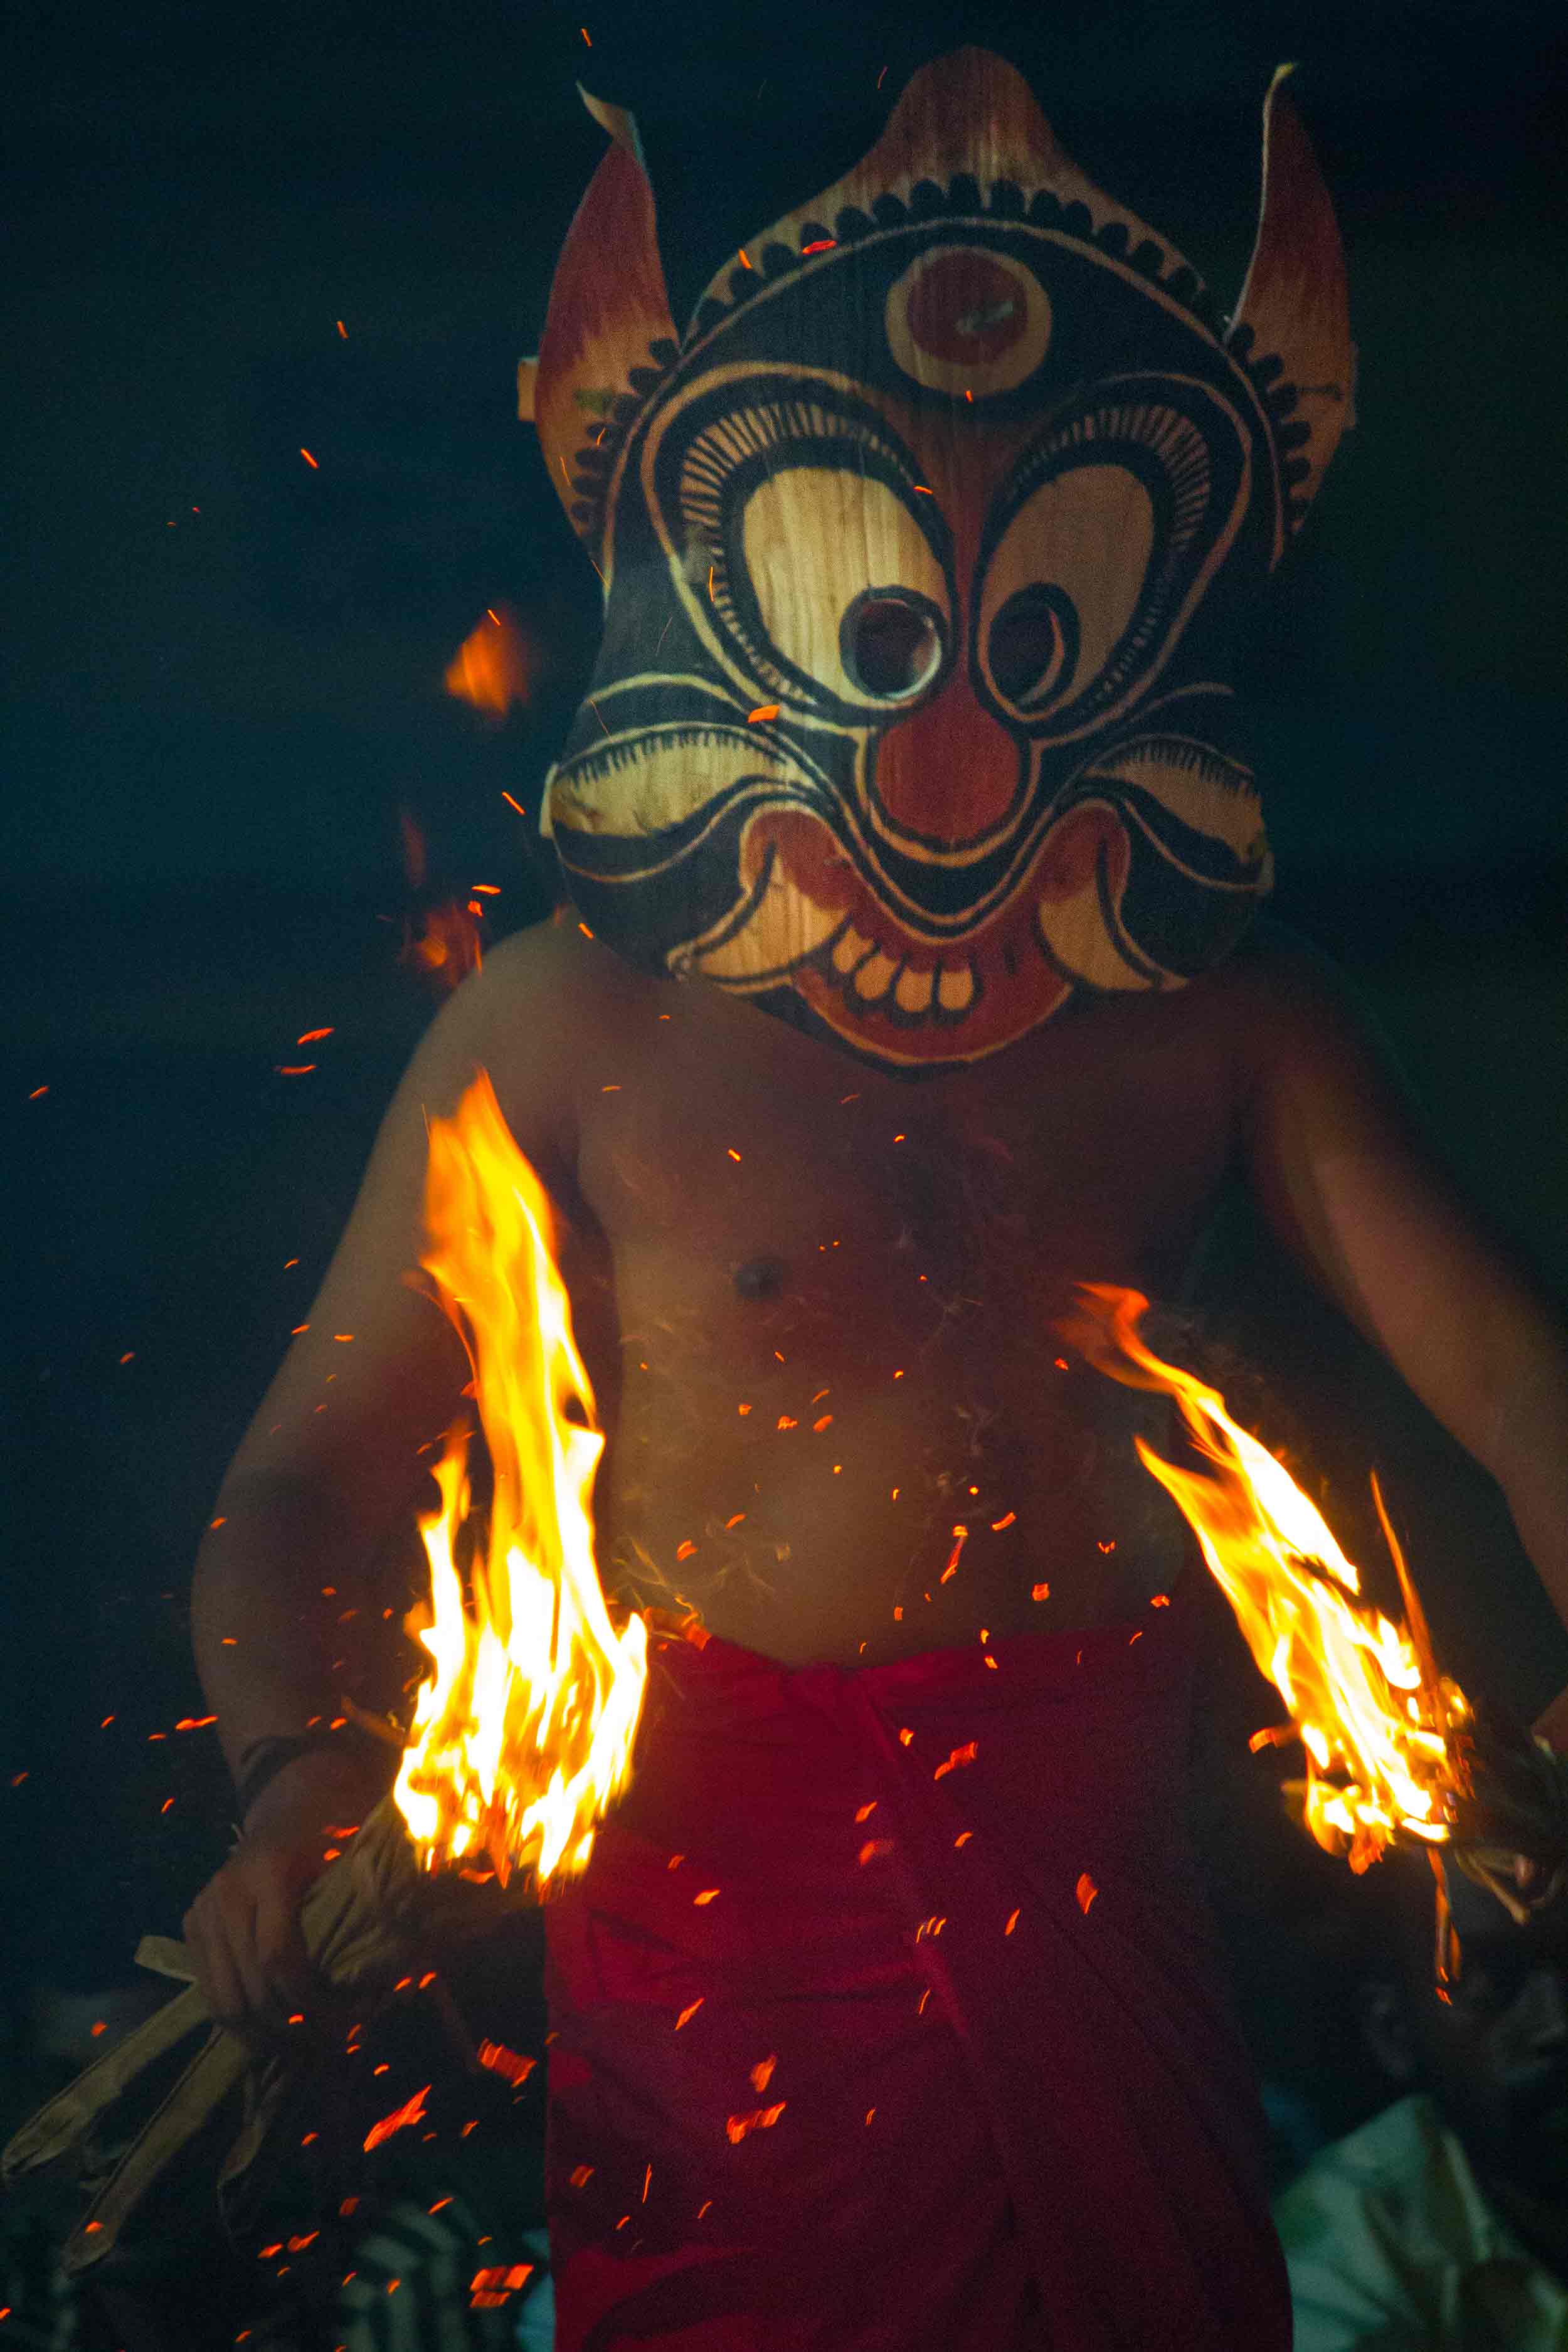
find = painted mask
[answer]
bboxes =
[521,48,1353,1074]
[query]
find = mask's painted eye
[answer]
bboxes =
[987,583,1077,707]
[980,462,1152,722]
[739,464,950,710]
[840,590,943,698]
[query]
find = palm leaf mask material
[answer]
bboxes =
[522,46,1353,1075]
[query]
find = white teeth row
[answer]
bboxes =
[830,924,975,1015]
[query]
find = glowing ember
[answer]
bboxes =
[393,1071,648,1886]
[1064,1285,1471,1874]
[364,2084,430,2151]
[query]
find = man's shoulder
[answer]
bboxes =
[387,918,669,1193]
[468,916,670,1048]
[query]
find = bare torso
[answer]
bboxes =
[485,923,1246,1666]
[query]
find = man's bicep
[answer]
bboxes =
[1239,950,1547,1472]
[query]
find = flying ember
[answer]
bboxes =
[1065,1284,1473,1876]
[393,1071,648,1886]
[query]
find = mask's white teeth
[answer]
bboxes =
[894,965,934,1014]
[852,948,898,1002]
[936,962,975,1014]
[832,923,872,976]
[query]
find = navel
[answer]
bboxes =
[733,1254,788,1301]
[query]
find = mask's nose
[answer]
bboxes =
[872,669,1022,846]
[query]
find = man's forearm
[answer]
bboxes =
[191,1468,400,1785]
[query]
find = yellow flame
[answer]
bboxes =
[1066,1286,1470,1872]
[393,1071,647,1885]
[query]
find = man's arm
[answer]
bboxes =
[1234,938,1568,1747]
[184,919,587,2029]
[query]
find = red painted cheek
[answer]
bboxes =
[872,674,1021,844]
[1036,803,1125,901]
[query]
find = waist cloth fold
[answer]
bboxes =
[543,1574,1290,2351]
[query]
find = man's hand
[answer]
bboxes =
[1449,1697,1568,1921]
[182,1747,393,2047]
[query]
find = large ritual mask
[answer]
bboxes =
[522,48,1353,1074]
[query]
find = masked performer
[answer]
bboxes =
[178,48,1568,2351]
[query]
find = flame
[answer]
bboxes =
[1064,1285,1471,1873]
[397,811,484,994]
[393,1071,648,1885]
[443,607,534,718]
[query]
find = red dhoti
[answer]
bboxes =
[543,1579,1290,2349]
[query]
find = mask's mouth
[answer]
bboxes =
[675,796,1158,1050]
[551,706,1268,1069]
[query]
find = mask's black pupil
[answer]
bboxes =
[990,583,1074,704]
[844,593,938,697]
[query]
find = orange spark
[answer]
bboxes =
[364,2085,430,2151]
[297,1027,334,1044]
[1076,1872,1099,1914]
[725,2101,785,2144]
[477,2040,535,2086]
[300,448,319,469]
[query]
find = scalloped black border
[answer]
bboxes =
[563,172,1310,552]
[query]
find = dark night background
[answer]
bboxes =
[3,0,1565,2140]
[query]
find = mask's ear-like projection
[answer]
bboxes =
[518,90,677,570]
[1227,63,1355,541]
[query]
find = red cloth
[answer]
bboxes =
[543,1581,1290,2350]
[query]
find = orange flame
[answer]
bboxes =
[443,607,534,718]
[1065,1286,1471,1873]
[397,810,484,994]
[393,1071,648,1885]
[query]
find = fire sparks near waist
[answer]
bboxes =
[393,1071,648,1886]
[1064,1284,1470,1873]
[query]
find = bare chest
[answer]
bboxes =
[558,977,1241,1659]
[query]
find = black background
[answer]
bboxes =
[4,0,1565,2094]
